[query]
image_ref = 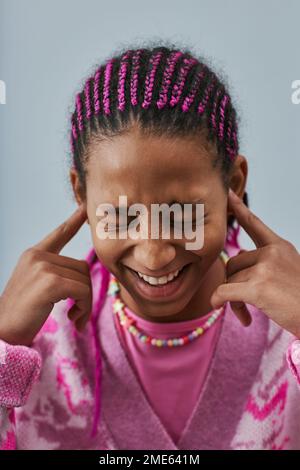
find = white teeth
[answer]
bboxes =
[137,268,181,286]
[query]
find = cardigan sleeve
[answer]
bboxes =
[286,338,300,390]
[0,338,42,450]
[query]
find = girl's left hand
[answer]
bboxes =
[210,188,300,339]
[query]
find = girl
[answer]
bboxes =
[1,41,300,450]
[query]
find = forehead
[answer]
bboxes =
[86,127,218,202]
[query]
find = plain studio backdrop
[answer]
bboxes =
[0,0,299,292]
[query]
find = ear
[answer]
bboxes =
[227,154,248,218]
[69,167,90,225]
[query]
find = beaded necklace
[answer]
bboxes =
[108,249,229,348]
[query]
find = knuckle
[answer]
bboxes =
[255,262,270,279]
[264,243,286,265]
[79,260,90,275]
[21,247,41,263]
[45,271,60,287]
[83,284,92,298]
[266,243,280,257]
[36,259,51,274]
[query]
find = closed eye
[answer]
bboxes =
[173,214,207,225]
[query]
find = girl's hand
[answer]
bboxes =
[0,205,92,346]
[211,188,300,338]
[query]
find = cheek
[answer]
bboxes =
[91,225,128,269]
[190,216,227,258]
[89,221,113,259]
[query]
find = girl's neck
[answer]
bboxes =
[119,256,226,324]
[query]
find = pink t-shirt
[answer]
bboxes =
[111,294,224,445]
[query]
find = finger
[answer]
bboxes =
[210,281,253,309]
[68,304,91,332]
[230,301,252,327]
[228,189,281,248]
[75,314,90,332]
[34,205,87,254]
[226,248,259,278]
[36,251,91,277]
[67,304,83,321]
[220,263,256,329]
[50,277,92,318]
[226,265,253,284]
[46,264,91,288]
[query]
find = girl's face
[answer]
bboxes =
[71,123,247,322]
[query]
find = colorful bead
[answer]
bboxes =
[108,249,228,348]
[108,281,119,296]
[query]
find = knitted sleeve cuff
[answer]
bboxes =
[0,338,42,407]
[286,339,300,389]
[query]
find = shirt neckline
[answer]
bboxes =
[121,301,224,336]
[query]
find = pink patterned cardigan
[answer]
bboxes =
[1,231,300,450]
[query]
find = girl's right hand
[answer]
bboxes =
[0,205,92,346]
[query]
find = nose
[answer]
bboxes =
[133,238,177,273]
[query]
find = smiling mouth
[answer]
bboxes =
[124,262,192,299]
[126,263,191,280]
[126,263,191,286]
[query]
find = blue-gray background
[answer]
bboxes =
[1,0,299,291]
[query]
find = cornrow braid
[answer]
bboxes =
[93,66,102,115]
[117,51,132,112]
[156,50,183,109]
[218,93,229,141]
[130,49,144,106]
[102,58,115,115]
[142,50,164,110]
[67,40,249,439]
[75,93,84,132]
[169,57,198,107]
[182,67,206,113]
[84,78,92,120]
